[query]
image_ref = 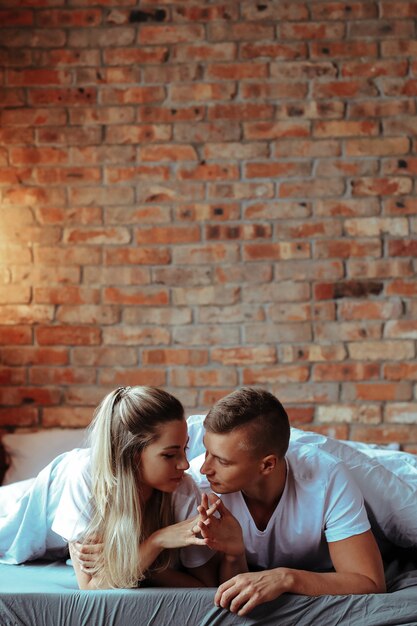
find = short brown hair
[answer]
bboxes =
[204,387,290,459]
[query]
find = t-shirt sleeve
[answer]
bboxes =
[173,475,215,569]
[51,452,92,542]
[324,461,371,543]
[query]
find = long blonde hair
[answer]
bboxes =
[84,386,185,588]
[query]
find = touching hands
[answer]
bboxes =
[196,494,245,558]
[154,495,221,551]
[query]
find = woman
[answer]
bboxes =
[1,386,218,589]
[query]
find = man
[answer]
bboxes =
[189,386,386,617]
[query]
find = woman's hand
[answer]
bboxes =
[153,495,221,550]
[72,538,103,574]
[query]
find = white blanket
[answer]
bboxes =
[0,450,78,565]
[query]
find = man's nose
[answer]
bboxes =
[200,456,211,475]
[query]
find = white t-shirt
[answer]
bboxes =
[188,442,370,572]
[52,448,212,570]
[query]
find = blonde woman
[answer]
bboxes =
[1,387,218,590]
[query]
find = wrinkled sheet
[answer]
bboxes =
[1,559,417,626]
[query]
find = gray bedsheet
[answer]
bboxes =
[0,559,417,626]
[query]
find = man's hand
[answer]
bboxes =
[196,495,245,558]
[215,569,291,616]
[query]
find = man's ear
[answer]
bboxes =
[260,454,277,475]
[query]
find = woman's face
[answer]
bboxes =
[139,419,189,500]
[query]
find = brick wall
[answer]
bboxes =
[0,1,416,451]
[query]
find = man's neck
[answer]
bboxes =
[240,458,287,531]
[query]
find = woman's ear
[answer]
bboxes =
[260,454,277,475]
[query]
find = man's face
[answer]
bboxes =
[200,428,262,494]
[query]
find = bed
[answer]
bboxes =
[1,424,417,626]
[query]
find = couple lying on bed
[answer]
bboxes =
[0,386,387,616]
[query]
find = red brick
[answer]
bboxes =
[243,365,310,384]
[1,347,68,366]
[347,258,413,279]
[384,320,417,339]
[172,43,236,62]
[0,386,61,406]
[106,165,169,183]
[244,242,310,261]
[280,22,345,40]
[240,42,307,60]
[104,287,169,306]
[0,326,32,345]
[36,326,101,346]
[29,88,97,106]
[287,406,315,425]
[388,239,417,256]
[103,326,170,346]
[313,363,380,382]
[99,368,166,387]
[178,163,239,181]
[241,82,308,100]
[1,28,66,48]
[274,139,340,158]
[34,286,100,305]
[208,22,274,42]
[206,62,268,80]
[206,223,271,241]
[0,9,34,26]
[350,20,414,39]
[170,83,236,103]
[106,124,171,144]
[1,108,67,126]
[140,145,197,162]
[173,286,239,307]
[244,121,310,140]
[105,247,170,265]
[315,198,379,217]
[37,8,101,26]
[171,368,237,387]
[311,2,378,19]
[348,99,415,118]
[138,106,205,123]
[245,162,311,178]
[72,347,136,367]
[42,407,93,428]
[279,178,345,198]
[345,137,410,156]
[351,425,417,445]
[57,305,119,325]
[341,59,408,78]
[35,246,101,266]
[0,367,26,385]
[101,86,165,105]
[387,280,417,296]
[142,349,208,366]
[29,367,95,385]
[351,177,412,196]
[280,344,346,363]
[138,24,205,44]
[338,300,403,321]
[384,362,417,381]
[0,407,38,428]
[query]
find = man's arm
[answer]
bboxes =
[196,496,249,583]
[215,529,386,616]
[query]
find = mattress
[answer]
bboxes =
[1,558,417,626]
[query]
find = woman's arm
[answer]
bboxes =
[73,506,220,589]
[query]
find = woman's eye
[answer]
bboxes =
[162,454,175,459]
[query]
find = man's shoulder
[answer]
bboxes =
[286,441,344,481]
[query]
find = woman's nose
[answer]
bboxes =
[177,454,190,470]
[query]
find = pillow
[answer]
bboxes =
[2,429,87,485]
[186,414,206,461]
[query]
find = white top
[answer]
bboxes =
[52,448,212,570]
[189,442,370,571]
